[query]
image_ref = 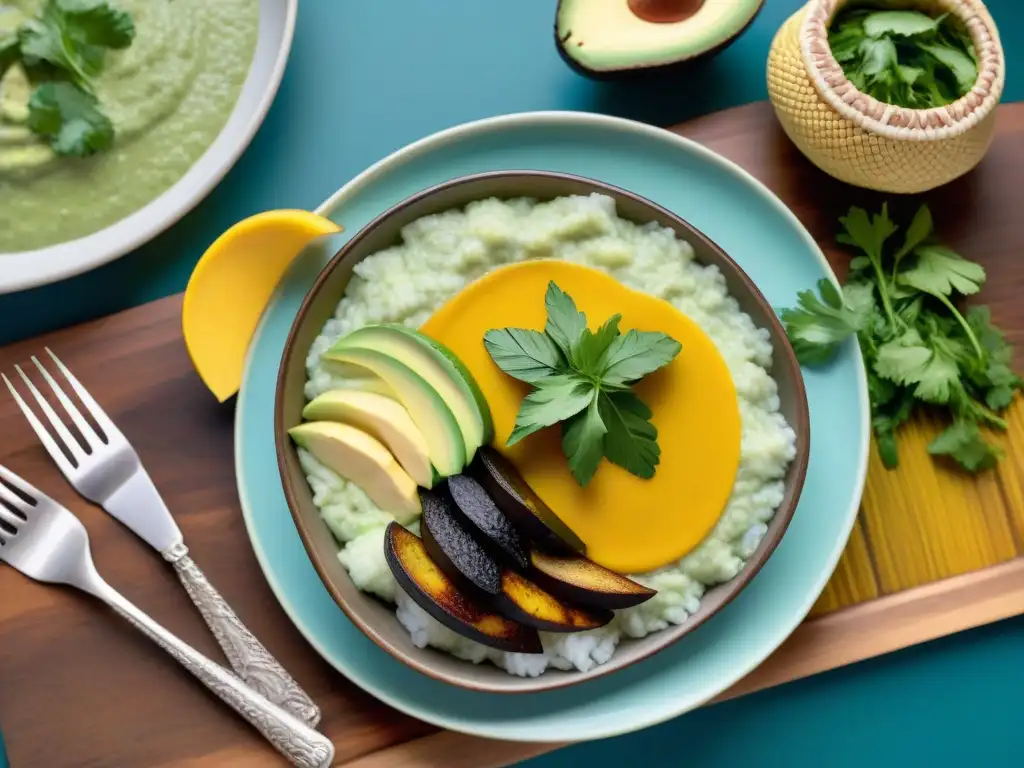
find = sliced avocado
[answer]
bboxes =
[322,346,466,477]
[303,389,434,488]
[555,0,764,78]
[331,325,489,461]
[446,474,528,570]
[383,324,494,444]
[289,422,421,521]
[529,550,657,610]
[420,488,502,596]
[384,522,543,654]
[473,447,586,555]
[492,569,614,633]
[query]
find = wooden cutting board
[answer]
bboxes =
[0,101,1022,768]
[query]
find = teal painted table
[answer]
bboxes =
[1,2,1022,766]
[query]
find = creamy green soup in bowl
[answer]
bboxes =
[0,0,296,292]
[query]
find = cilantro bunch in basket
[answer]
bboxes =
[781,204,1021,473]
[828,7,978,109]
[484,282,681,487]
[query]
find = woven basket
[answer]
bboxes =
[767,0,1005,194]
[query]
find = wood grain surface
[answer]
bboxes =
[0,101,1021,767]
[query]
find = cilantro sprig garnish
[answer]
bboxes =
[0,0,134,157]
[829,8,977,110]
[780,204,1021,473]
[484,282,681,487]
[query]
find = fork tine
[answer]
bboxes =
[32,354,106,448]
[3,372,80,475]
[44,349,121,441]
[0,463,41,501]
[0,479,31,518]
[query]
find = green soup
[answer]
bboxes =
[0,0,260,253]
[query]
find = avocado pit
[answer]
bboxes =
[627,0,704,24]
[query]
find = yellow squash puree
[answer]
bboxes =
[421,261,742,574]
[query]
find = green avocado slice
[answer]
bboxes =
[556,0,764,77]
[332,325,491,461]
[322,346,466,477]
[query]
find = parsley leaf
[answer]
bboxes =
[562,396,607,487]
[19,0,134,88]
[898,244,986,297]
[572,314,621,377]
[0,33,18,77]
[599,330,681,386]
[506,375,595,447]
[59,0,135,50]
[486,281,682,485]
[927,419,1003,473]
[828,7,977,109]
[599,390,660,479]
[483,327,565,383]
[27,80,113,156]
[874,329,959,404]
[6,0,134,157]
[781,203,1019,474]
[779,278,871,365]
[544,281,587,360]
[863,10,943,38]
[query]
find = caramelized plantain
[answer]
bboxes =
[474,447,585,554]
[529,550,657,610]
[492,569,613,633]
[384,522,542,654]
[446,474,528,569]
[420,487,502,596]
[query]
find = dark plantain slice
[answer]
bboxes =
[446,473,528,569]
[529,550,657,610]
[474,446,586,554]
[420,488,502,596]
[384,522,542,654]
[492,569,613,633]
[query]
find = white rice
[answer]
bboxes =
[299,193,797,677]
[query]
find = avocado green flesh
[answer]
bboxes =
[382,324,495,444]
[322,346,466,477]
[556,0,763,72]
[335,326,487,461]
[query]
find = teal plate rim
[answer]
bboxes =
[235,111,870,742]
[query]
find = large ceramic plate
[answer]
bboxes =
[0,0,297,294]
[235,112,870,742]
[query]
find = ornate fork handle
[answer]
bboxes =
[100,586,334,768]
[162,542,321,727]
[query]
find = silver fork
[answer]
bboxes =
[3,350,320,726]
[0,464,335,768]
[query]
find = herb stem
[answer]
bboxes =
[932,291,984,360]
[870,258,899,331]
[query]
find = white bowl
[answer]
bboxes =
[0,0,297,294]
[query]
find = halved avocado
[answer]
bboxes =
[420,488,502,597]
[530,550,657,610]
[322,346,466,477]
[446,474,528,570]
[473,447,586,555]
[331,325,490,461]
[555,0,764,79]
[384,522,542,654]
[493,569,613,633]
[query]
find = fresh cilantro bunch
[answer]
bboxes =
[829,8,977,109]
[781,204,1021,473]
[484,282,682,487]
[0,0,135,157]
